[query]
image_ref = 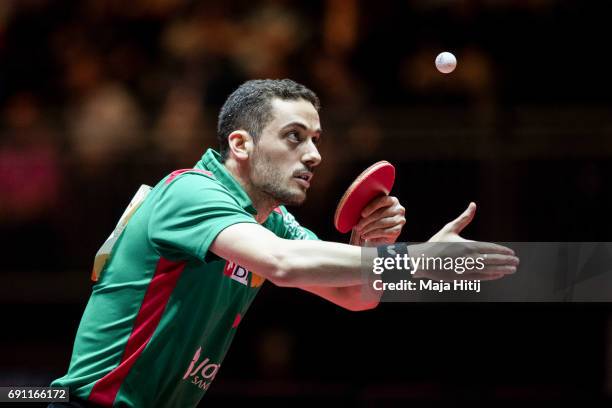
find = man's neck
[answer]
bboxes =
[223,160,277,224]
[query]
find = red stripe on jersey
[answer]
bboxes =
[273,207,282,214]
[165,169,213,184]
[223,261,234,276]
[232,313,242,328]
[88,258,186,406]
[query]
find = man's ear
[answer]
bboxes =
[227,130,253,161]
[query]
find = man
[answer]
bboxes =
[50,79,517,407]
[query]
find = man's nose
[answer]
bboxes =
[302,141,321,167]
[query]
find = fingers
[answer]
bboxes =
[475,265,517,275]
[357,198,405,241]
[358,214,406,237]
[356,196,405,234]
[445,202,476,234]
[360,195,402,219]
[355,206,397,232]
[479,253,520,266]
[460,246,519,275]
[456,265,517,281]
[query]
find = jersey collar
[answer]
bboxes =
[195,149,257,215]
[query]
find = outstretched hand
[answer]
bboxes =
[414,202,519,281]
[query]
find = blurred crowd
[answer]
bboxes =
[0,0,597,272]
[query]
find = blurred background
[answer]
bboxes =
[1,0,612,406]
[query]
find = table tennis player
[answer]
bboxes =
[49,79,517,407]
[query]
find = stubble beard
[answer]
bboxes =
[251,151,306,207]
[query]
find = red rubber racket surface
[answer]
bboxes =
[334,161,395,234]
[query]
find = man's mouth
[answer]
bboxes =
[293,171,313,188]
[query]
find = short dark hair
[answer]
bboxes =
[217,79,320,161]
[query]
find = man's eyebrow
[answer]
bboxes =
[281,122,322,134]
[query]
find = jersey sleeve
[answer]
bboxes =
[148,174,258,261]
[272,207,319,241]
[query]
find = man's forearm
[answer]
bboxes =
[272,238,373,287]
[211,223,381,288]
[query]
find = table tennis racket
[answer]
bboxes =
[334,161,395,245]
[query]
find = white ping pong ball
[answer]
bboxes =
[435,51,457,74]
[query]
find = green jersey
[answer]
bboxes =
[52,149,317,407]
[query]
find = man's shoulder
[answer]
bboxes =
[152,168,240,207]
[164,168,217,185]
[161,168,225,193]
